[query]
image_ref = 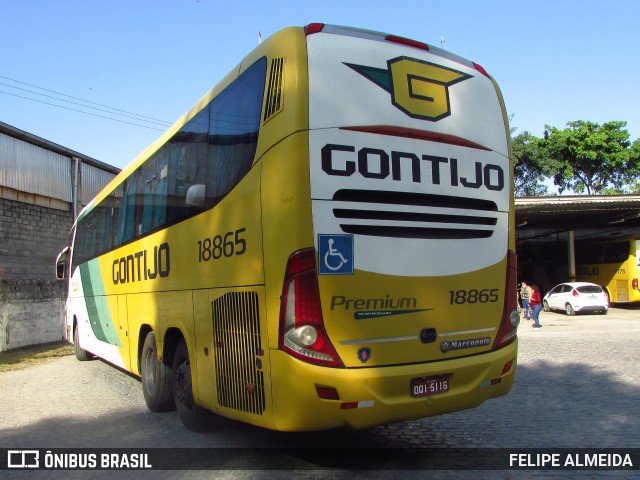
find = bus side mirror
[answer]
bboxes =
[55,247,69,280]
[186,184,206,208]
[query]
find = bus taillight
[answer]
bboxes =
[633,278,639,291]
[279,248,344,368]
[385,34,429,51]
[494,250,519,350]
[304,23,325,35]
[473,62,491,79]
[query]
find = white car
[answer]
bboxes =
[542,282,609,316]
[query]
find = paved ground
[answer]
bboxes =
[1,305,639,479]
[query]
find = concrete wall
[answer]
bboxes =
[0,196,73,351]
[0,279,67,351]
[0,196,73,279]
[0,123,119,352]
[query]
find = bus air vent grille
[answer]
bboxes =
[263,58,284,123]
[212,291,265,415]
[332,189,498,239]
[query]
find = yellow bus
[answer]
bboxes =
[576,237,640,303]
[55,23,518,432]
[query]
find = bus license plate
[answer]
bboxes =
[411,374,450,397]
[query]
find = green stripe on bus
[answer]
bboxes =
[79,261,123,347]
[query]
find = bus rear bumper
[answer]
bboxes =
[269,339,518,431]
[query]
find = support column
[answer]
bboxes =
[567,230,576,281]
[71,157,82,220]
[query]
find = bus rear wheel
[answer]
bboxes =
[141,332,175,412]
[173,339,209,431]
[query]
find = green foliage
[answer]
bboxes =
[512,131,548,196]
[510,119,640,196]
[542,121,640,194]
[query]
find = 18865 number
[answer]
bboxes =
[448,289,499,305]
[197,228,246,262]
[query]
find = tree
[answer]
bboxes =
[629,139,640,193]
[512,131,548,196]
[543,121,640,194]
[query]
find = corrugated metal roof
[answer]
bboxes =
[517,195,640,207]
[516,195,640,232]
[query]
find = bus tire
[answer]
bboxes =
[173,339,209,431]
[141,332,175,412]
[74,325,91,361]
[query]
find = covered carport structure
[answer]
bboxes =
[515,195,640,294]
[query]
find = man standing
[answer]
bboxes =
[520,282,531,320]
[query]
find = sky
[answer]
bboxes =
[1,0,639,170]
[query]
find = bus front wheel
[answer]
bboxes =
[173,339,209,431]
[141,332,175,412]
[74,325,92,362]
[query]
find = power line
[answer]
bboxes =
[0,75,171,130]
[0,75,171,125]
[0,90,166,132]
[0,81,172,128]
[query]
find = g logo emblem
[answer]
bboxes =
[345,57,472,121]
[388,57,471,121]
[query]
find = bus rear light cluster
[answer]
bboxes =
[279,248,344,368]
[493,250,519,350]
[633,278,639,291]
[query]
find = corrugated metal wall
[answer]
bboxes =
[0,132,117,205]
[81,162,116,205]
[0,132,72,202]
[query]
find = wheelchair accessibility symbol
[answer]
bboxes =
[318,235,354,275]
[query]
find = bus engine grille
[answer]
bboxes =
[332,189,498,239]
[212,291,265,415]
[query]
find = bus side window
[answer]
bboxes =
[167,108,209,223]
[154,152,169,228]
[205,57,265,205]
[139,155,158,235]
[116,176,137,245]
[108,56,266,239]
[95,202,114,254]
